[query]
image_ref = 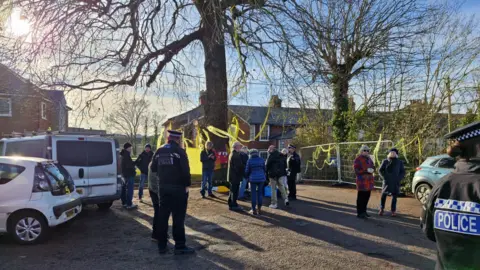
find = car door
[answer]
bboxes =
[432,157,455,180]
[86,138,117,197]
[52,137,89,199]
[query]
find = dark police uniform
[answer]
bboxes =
[151,130,194,254]
[421,122,480,270]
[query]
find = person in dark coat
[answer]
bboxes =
[228,141,245,211]
[120,142,137,209]
[245,149,266,215]
[151,130,194,255]
[200,141,216,198]
[238,146,250,199]
[421,121,480,270]
[265,145,289,209]
[287,144,301,200]
[135,144,153,202]
[378,148,405,217]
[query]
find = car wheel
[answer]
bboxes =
[97,202,113,210]
[8,210,49,245]
[415,183,432,204]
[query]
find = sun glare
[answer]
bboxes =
[6,9,30,37]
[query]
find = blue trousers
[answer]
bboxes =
[250,182,264,210]
[200,170,214,196]
[380,192,398,212]
[238,178,248,199]
[139,174,147,199]
[121,176,135,206]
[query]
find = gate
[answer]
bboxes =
[300,140,394,188]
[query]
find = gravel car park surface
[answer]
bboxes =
[0,185,436,270]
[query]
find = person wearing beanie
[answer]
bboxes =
[120,142,137,209]
[135,144,154,202]
[378,148,405,217]
[353,145,375,219]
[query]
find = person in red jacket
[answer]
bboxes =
[353,145,375,219]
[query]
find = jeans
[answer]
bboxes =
[356,190,371,215]
[120,176,135,206]
[287,172,297,198]
[380,192,398,212]
[200,170,214,196]
[250,182,264,210]
[149,189,160,239]
[228,182,240,208]
[139,174,147,199]
[239,178,248,199]
[270,176,288,205]
[158,188,188,249]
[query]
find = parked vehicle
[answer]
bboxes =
[0,157,82,244]
[412,154,455,204]
[0,134,122,210]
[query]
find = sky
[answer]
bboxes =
[4,0,478,133]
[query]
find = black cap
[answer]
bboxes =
[389,148,399,155]
[145,144,151,149]
[444,121,480,142]
[123,142,132,149]
[288,144,296,149]
[167,130,183,138]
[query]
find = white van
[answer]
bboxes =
[0,134,122,210]
[0,157,82,244]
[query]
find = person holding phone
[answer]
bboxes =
[353,145,375,219]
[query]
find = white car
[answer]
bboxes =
[0,157,82,244]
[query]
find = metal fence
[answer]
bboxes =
[300,140,394,188]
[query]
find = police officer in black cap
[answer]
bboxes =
[421,121,480,269]
[151,130,195,255]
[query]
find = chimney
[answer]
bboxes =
[199,90,207,105]
[269,95,282,108]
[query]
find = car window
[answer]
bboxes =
[0,163,26,185]
[5,140,46,158]
[56,141,88,166]
[437,158,455,169]
[87,141,113,166]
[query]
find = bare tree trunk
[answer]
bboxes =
[200,9,229,153]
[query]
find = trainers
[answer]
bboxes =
[249,209,257,215]
[285,199,290,206]
[365,212,371,217]
[201,194,206,199]
[269,204,278,209]
[257,208,262,215]
[174,246,195,255]
[391,211,397,217]
[357,213,367,219]
[379,209,384,216]
[208,194,216,198]
[151,237,158,242]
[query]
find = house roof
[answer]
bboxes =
[163,104,322,127]
[44,90,72,110]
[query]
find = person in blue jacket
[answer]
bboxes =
[245,149,266,215]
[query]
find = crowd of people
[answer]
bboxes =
[118,122,480,269]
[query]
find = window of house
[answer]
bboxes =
[249,125,256,140]
[278,140,286,150]
[41,102,47,120]
[259,125,270,141]
[0,97,12,117]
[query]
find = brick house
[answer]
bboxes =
[163,92,316,159]
[0,64,70,136]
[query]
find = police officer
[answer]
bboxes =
[421,121,480,269]
[151,130,195,255]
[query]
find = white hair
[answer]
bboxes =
[232,141,242,148]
